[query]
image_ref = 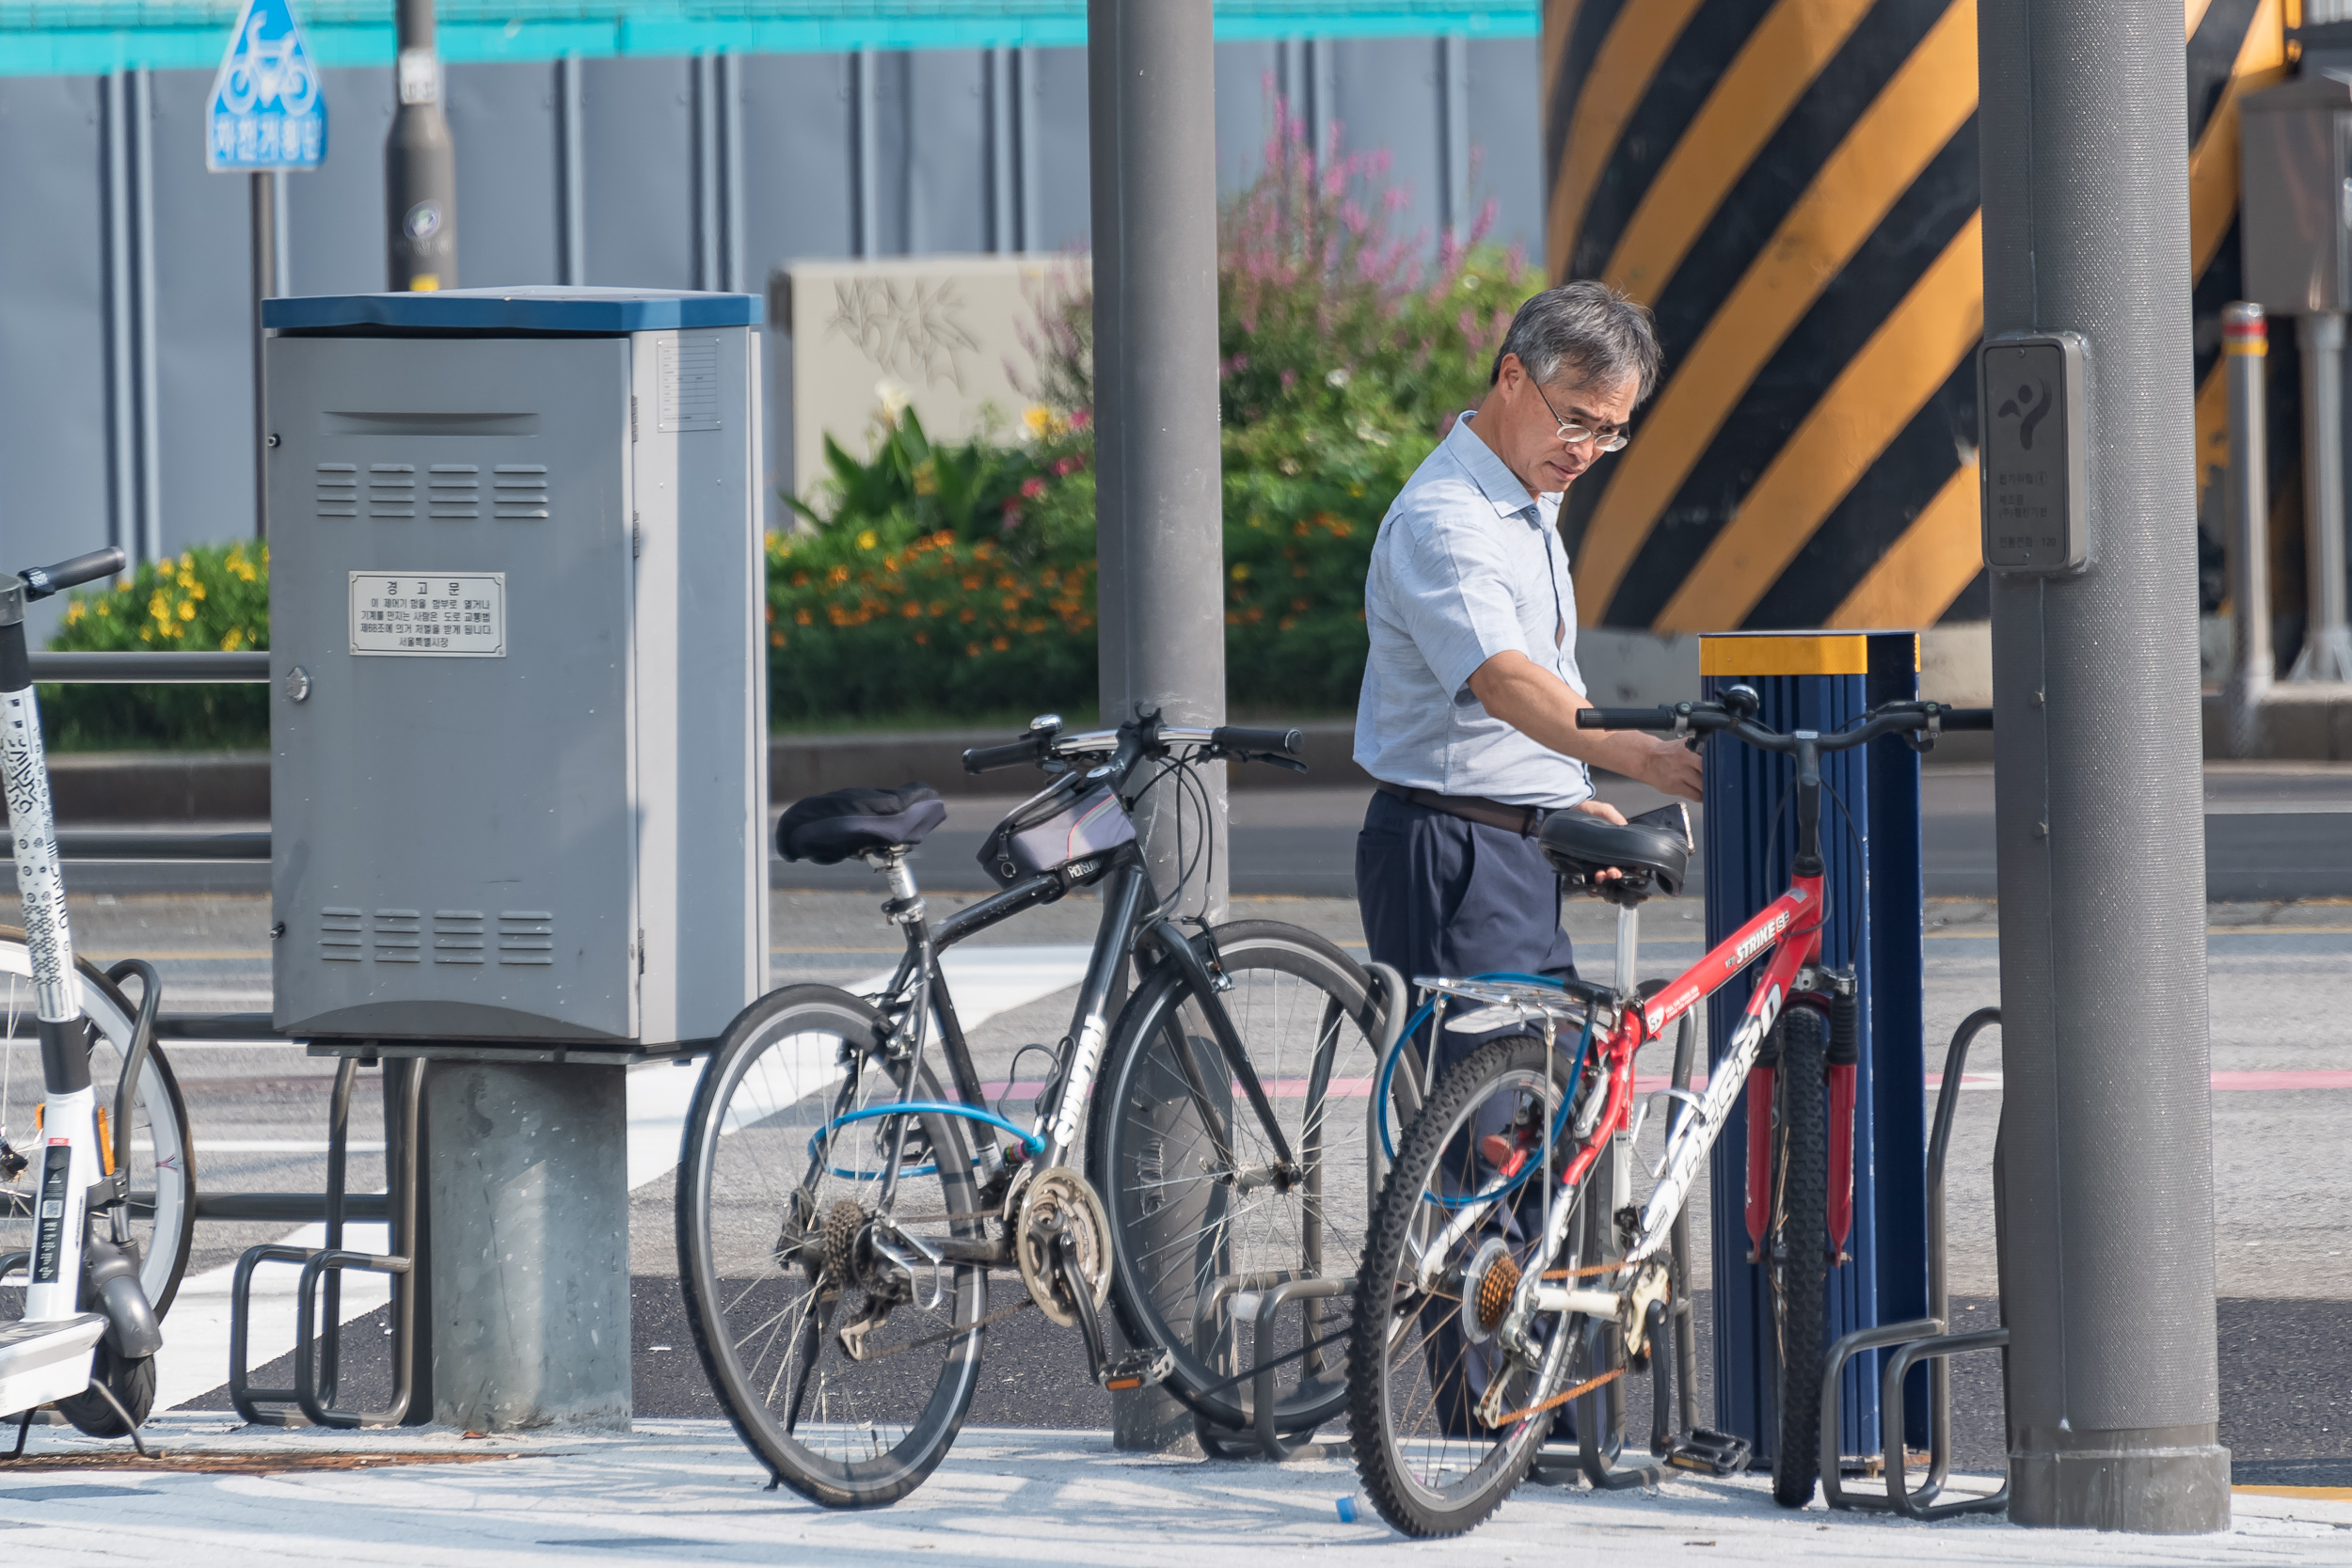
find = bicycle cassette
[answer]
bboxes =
[1013,1166,1112,1328]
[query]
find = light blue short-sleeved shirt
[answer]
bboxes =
[1352,414,1594,810]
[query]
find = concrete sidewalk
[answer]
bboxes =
[0,1418,2344,1566]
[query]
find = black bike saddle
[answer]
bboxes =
[775,783,947,864]
[1538,804,1691,901]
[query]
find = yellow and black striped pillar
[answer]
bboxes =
[1539,0,2286,635]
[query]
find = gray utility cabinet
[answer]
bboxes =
[263,288,767,1048]
[2242,72,2352,314]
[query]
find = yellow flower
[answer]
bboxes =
[149,593,170,624]
[1231,563,1250,581]
[65,601,84,624]
[94,601,110,617]
[856,530,878,551]
[221,627,245,651]
[1023,404,1052,439]
[190,581,206,600]
[178,600,197,621]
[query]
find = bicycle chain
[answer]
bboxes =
[858,1293,1036,1362]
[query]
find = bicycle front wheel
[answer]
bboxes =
[0,932,195,1321]
[676,985,987,1509]
[1347,1032,1585,1538]
[1089,921,1388,1435]
[1767,1004,1831,1508]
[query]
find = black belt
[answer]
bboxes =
[1375,781,1551,838]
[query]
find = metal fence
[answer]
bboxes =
[0,30,1543,639]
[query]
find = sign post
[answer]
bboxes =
[208,0,326,541]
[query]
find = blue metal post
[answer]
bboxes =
[1699,630,1923,1464]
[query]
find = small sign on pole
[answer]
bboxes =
[207,0,327,172]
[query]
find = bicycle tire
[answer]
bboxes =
[0,930,195,1320]
[1769,1004,1831,1508]
[1347,1032,1585,1537]
[57,1343,154,1435]
[676,984,987,1510]
[1089,921,1387,1433]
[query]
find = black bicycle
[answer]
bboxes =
[675,713,1398,1507]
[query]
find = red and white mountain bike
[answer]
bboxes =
[1345,688,1987,1537]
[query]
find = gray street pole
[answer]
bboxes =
[1087,0,1226,1453]
[385,0,457,292]
[250,171,276,539]
[1978,0,2229,1532]
[2226,304,2272,757]
[2290,312,2352,679]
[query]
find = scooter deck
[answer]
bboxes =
[0,1314,104,1418]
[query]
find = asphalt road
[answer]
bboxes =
[50,761,2352,902]
[767,763,2352,902]
[46,890,2352,1485]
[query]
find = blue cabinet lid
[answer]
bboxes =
[263,287,762,333]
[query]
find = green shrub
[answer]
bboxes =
[40,543,269,751]
[776,99,1541,721]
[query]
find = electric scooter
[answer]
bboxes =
[0,547,164,1437]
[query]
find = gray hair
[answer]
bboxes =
[1488,281,1662,403]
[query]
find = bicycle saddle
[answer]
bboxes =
[1538,806,1691,902]
[775,783,947,864]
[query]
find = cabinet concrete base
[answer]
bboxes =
[427,1061,631,1432]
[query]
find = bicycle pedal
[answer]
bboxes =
[1097,1346,1174,1392]
[1664,1428,1751,1477]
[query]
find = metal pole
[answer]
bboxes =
[131,66,161,564]
[1977,0,2229,1533]
[2291,311,2352,680]
[556,55,585,286]
[250,169,276,540]
[385,0,457,291]
[2226,304,2272,757]
[1088,0,1226,1453]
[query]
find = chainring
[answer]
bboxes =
[1013,1166,1112,1328]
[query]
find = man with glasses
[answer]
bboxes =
[1356,281,1702,1072]
[1355,280,1704,1433]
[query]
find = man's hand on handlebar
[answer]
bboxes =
[1624,732,1702,802]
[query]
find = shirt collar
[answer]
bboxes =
[1445,412,1557,524]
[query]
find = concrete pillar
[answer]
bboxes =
[1088,0,1226,1451]
[1977,0,2229,1532]
[427,1062,630,1431]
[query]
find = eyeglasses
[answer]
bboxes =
[1532,380,1630,453]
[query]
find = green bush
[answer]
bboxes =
[782,99,1540,720]
[40,543,269,751]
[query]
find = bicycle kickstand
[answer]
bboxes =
[1050,1224,1170,1393]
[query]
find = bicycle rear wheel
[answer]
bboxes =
[0,933,195,1321]
[1089,922,1388,1436]
[676,985,987,1509]
[1347,1032,1585,1538]
[1767,1005,1831,1507]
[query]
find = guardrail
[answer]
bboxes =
[27,652,270,684]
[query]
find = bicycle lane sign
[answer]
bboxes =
[206,0,327,172]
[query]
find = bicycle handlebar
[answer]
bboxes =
[961,734,1051,774]
[961,717,1307,777]
[1211,724,1303,756]
[1576,699,1994,753]
[19,547,127,602]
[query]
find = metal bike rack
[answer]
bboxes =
[228,1055,423,1428]
[1820,1006,2009,1519]
[1188,963,1407,1461]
